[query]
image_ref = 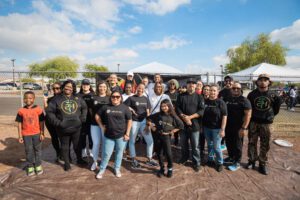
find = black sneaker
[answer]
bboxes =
[246,161,256,169]
[77,159,87,165]
[193,165,202,173]
[166,169,173,178]
[64,164,71,171]
[258,165,269,175]
[216,164,223,172]
[131,159,141,169]
[146,159,158,167]
[206,160,215,167]
[223,157,234,165]
[157,168,165,178]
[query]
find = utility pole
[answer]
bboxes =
[11,59,16,87]
[117,63,120,72]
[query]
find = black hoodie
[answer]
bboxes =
[46,94,87,134]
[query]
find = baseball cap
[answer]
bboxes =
[257,73,270,80]
[186,78,197,84]
[224,75,233,81]
[127,71,134,76]
[81,79,90,85]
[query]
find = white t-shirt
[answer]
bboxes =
[148,93,171,115]
[122,93,133,102]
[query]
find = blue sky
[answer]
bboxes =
[0,0,299,74]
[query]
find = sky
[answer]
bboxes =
[0,0,299,74]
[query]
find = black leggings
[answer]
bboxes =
[157,134,173,169]
[59,130,81,166]
[80,122,93,150]
[225,127,243,163]
[45,119,60,157]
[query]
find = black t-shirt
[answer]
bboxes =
[165,90,178,107]
[124,95,151,122]
[224,96,251,128]
[77,92,95,123]
[176,92,205,131]
[148,112,184,134]
[203,98,227,129]
[91,95,110,125]
[219,88,232,101]
[97,104,132,139]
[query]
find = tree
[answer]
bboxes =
[226,33,288,73]
[28,56,79,80]
[82,64,109,78]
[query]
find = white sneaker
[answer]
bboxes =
[90,161,97,171]
[82,149,88,158]
[115,170,122,178]
[89,149,94,158]
[96,170,105,179]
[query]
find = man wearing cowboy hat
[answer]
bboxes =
[246,73,281,175]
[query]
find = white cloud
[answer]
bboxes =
[128,26,142,34]
[112,48,139,59]
[185,63,220,74]
[213,54,229,67]
[123,0,191,15]
[286,55,300,68]
[137,35,189,50]
[270,19,300,50]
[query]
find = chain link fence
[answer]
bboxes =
[0,71,299,135]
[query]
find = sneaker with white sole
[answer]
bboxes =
[96,170,105,179]
[27,167,35,176]
[89,149,94,158]
[90,161,97,171]
[228,162,240,171]
[35,165,43,175]
[115,170,122,178]
[221,145,227,151]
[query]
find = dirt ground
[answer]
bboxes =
[0,116,300,200]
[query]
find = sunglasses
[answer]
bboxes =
[111,95,121,99]
[232,87,241,90]
[53,87,61,90]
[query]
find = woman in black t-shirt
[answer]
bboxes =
[147,99,184,178]
[203,84,227,172]
[90,81,110,171]
[95,91,132,179]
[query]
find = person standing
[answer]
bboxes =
[95,91,132,179]
[46,80,88,171]
[147,74,166,98]
[165,79,180,145]
[199,85,210,158]
[90,81,110,171]
[125,83,156,168]
[224,82,252,171]
[288,85,296,111]
[109,73,123,93]
[195,80,203,95]
[202,84,227,172]
[16,91,45,176]
[147,99,184,178]
[247,74,281,175]
[43,82,62,162]
[176,78,205,172]
[120,71,137,93]
[122,82,134,102]
[77,79,94,158]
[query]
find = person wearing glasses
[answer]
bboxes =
[202,84,227,172]
[95,91,132,179]
[90,81,111,171]
[46,80,88,171]
[43,82,62,162]
[165,79,180,145]
[224,82,252,171]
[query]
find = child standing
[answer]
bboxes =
[147,99,184,178]
[16,91,45,176]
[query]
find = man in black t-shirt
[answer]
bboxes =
[247,74,281,175]
[224,82,252,171]
[176,78,205,172]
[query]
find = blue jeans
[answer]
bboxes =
[204,127,223,164]
[180,129,200,166]
[91,125,104,162]
[100,136,127,171]
[129,119,153,158]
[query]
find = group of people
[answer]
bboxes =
[16,71,281,179]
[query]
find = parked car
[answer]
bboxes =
[0,83,13,90]
[22,83,42,90]
[6,82,18,88]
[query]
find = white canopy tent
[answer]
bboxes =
[230,63,300,82]
[129,61,183,74]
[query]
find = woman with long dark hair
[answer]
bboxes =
[147,99,184,177]
[95,91,132,179]
[90,81,110,171]
[43,82,62,162]
[46,79,87,171]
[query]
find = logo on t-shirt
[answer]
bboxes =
[61,100,78,114]
[107,109,111,113]
[254,96,270,111]
[136,102,140,106]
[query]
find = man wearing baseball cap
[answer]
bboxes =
[246,73,281,175]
